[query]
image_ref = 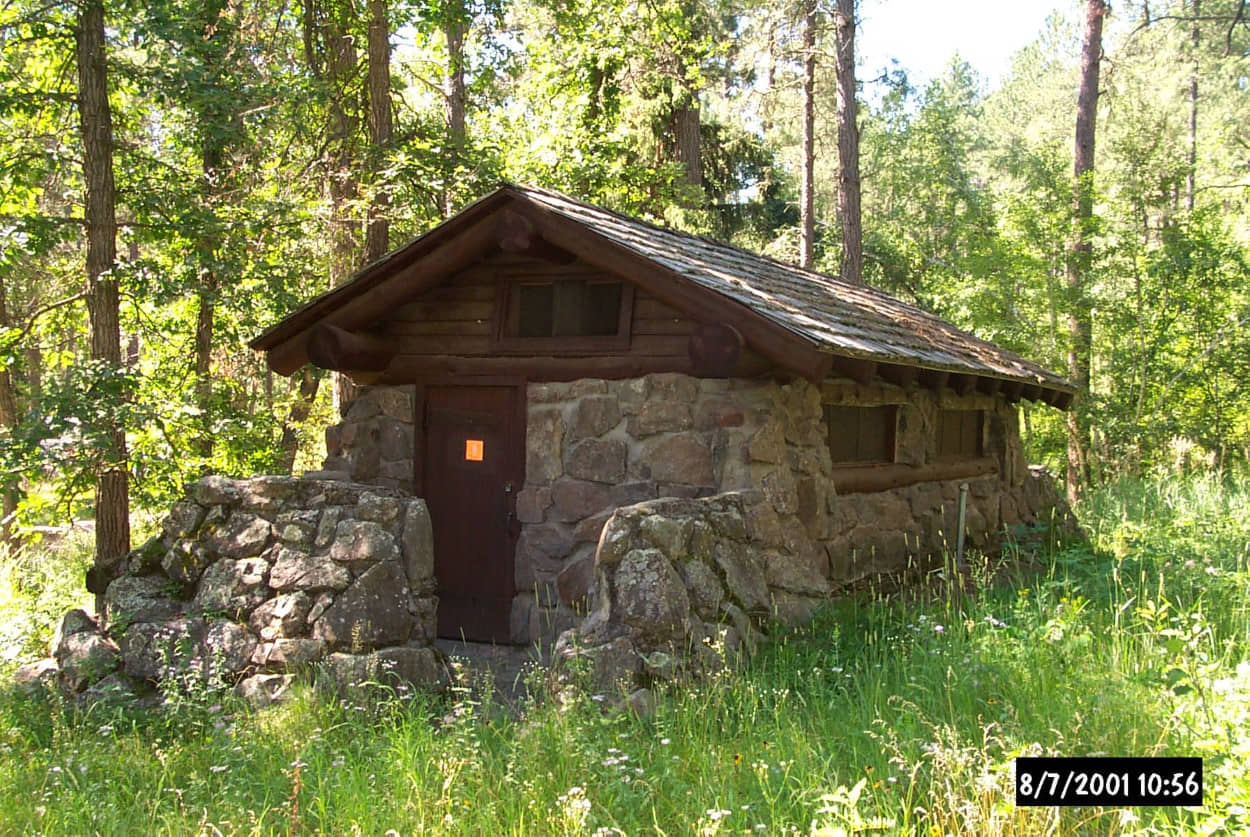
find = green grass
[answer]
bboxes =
[1,472,1248,835]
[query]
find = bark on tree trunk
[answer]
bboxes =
[673,99,703,191]
[366,0,393,263]
[192,0,230,467]
[443,2,467,219]
[77,0,131,608]
[1065,0,1107,503]
[833,0,862,284]
[798,0,817,269]
[0,277,21,547]
[195,138,222,466]
[325,8,360,415]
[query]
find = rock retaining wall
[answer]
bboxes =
[553,492,810,692]
[21,476,447,704]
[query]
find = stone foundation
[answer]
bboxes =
[22,475,448,704]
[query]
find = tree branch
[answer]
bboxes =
[20,291,85,337]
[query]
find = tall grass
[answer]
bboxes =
[0,472,1247,835]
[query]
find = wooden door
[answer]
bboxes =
[420,384,522,642]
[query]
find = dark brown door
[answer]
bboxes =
[421,385,521,642]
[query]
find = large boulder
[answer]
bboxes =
[55,629,121,693]
[120,619,204,683]
[321,646,447,697]
[208,512,272,560]
[400,500,434,590]
[312,561,417,651]
[248,592,313,640]
[235,673,295,708]
[612,548,690,642]
[268,546,351,593]
[161,540,214,587]
[713,540,769,613]
[105,575,184,624]
[13,658,59,695]
[202,620,258,677]
[194,557,270,618]
[328,519,399,568]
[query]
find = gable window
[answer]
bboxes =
[825,405,896,464]
[496,279,632,351]
[936,409,983,459]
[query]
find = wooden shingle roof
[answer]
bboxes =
[519,188,1072,396]
[252,185,1073,404]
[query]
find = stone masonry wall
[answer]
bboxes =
[515,375,801,645]
[315,374,1072,650]
[515,373,1069,647]
[323,386,417,493]
[24,476,447,705]
[556,474,1071,694]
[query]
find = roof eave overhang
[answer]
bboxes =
[249,188,518,373]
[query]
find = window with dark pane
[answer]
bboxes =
[583,282,623,336]
[824,405,896,464]
[510,280,623,338]
[936,409,983,458]
[517,284,555,337]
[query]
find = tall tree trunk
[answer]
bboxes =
[195,139,223,466]
[798,0,817,269]
[77,0,130,609]
[325,6,360,415]
[443,2,467,218]
[292,0,360,454]
[1065,0,1107,503]
[1187,0,1199,211]
[366,0,393,263]
[672,96,703,191]
[275,367,322,474]
[193,0,231,467]
[0,277,20,547]
[833,0,862,284]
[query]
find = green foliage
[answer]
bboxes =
[1,0,1249,518]
[0,473,1247,833]
[0,530,92,671]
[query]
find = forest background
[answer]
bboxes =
[0,0,1247,560]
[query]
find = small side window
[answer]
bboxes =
[825,405,897,464]
[936,409,983,459]
[497,279,632,350]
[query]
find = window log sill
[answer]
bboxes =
[830,457,999,495]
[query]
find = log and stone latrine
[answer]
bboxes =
[20,186,1080,702]
[23,370,1072,703]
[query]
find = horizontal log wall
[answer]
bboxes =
[374,253,774,382]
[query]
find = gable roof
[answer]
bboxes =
[251,184,1073,404]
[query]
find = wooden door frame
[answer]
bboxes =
[412,375,528,518]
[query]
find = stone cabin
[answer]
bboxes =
[250,185,1075,651]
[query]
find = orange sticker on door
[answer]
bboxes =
[464,439,484,461]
